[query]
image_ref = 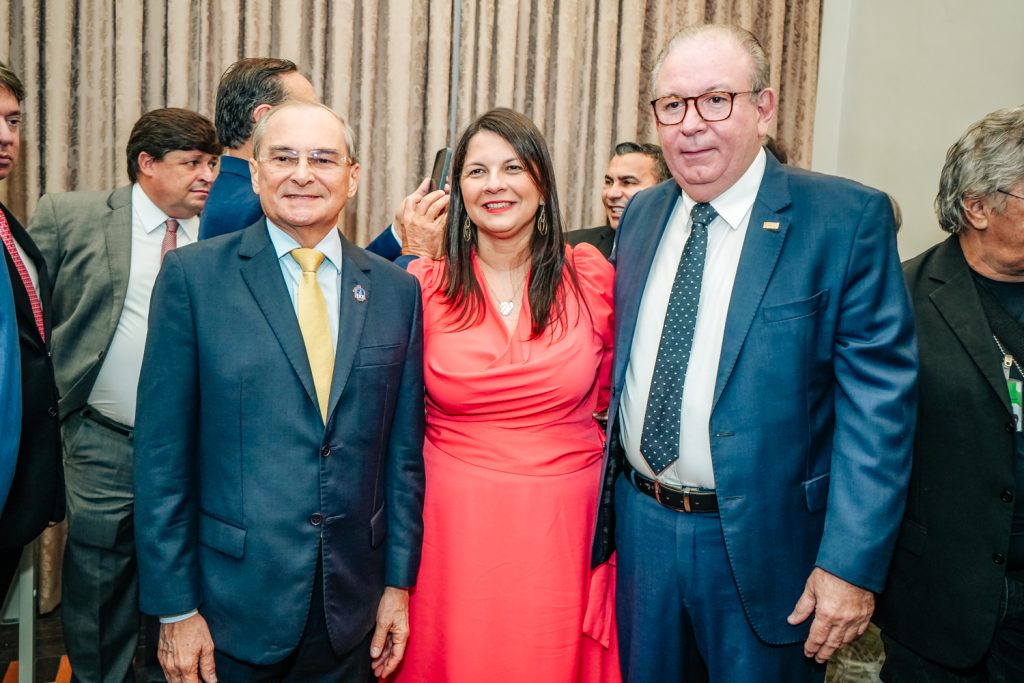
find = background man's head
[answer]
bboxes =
[0,61,25,181]
[651,24,776,203]
[250,101,360,240]
[602,142,669,228]
[215,58,316,151]
[935,106,1024,280]
[126,108,220,219]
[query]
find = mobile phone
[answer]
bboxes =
[429,147,453,192]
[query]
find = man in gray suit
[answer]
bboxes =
[28,108,219,683]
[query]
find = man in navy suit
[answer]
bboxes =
[135,100,425,681]
[592,24,917,681]
[0,233,18,515]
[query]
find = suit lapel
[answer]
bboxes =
[104,187,134,328]
[713,156,792,409]
[326,237,371,421]
[239,222,321,416]
[928,238,1010,411]
[613,180,681,390]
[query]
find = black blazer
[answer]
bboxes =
[876,236,1018,668]
[0,202,63,551]
[567,225,615,259]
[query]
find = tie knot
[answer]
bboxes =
[291,248,326,273]
[165,218,179,234]
[690,202,718,229]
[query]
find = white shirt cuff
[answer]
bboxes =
[159,609,199,624]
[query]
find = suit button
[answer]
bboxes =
[1002,490,1015,503]
[310,513,323,526]
[993,553,1006,565]
[320,444,331,457]
[48,406,57,417]
[97,350,105,359]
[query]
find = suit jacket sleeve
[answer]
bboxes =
[0,271,20,512]
[383,282,426,587]
[816,191,917,591]
[134,251,203,615]
[365,227,402,262]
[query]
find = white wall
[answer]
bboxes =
[813,0,1024,259]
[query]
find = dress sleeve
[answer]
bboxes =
[569,243,615,413]
[406,256,445,307]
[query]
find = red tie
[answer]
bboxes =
[0,209,45,342]
[160,218,179,263]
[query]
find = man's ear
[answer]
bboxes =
[963,195,989,231]
[249,158,260,195]
[136,151,158,178]
[252,103,274,124]
[755,88,777,137]
[346,163,361,198]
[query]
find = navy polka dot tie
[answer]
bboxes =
[640,202,718,475]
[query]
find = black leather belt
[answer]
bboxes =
[81,406,133,440]
[624,460,718,513]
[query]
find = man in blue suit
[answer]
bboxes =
[135,100,425,681]
[0,262,19,514]
[591,24,917,681]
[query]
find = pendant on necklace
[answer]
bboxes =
[498,300,515,317]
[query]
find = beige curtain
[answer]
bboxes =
[0,0,821,610]
[1,0,821,243]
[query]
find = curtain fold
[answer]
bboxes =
[1,0,820,244]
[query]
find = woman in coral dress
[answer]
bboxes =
[389,108,619,683]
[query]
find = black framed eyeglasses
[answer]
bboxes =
[650,91,757,125]
[998,189,1024,202]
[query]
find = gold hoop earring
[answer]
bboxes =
[537,208,548,236]
[463,216,472,242]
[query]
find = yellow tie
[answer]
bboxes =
[290,248,335,422]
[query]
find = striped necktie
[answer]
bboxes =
[0,209,45,342]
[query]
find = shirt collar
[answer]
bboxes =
[132,183,198,241]
[266,220,343,273]
[679,147,767,230]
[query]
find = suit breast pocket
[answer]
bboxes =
[762,289,830,324]
[356,343,403,368]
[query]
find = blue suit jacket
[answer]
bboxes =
[594,154,918,644]
[198,156,264,240]
[0,262,20,513]
[134,221,426,664]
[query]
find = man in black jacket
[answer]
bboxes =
[568,141,668,259]
[0,61,63,596]
[876,105,1024,681]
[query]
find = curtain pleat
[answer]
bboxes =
[0,0,820,242]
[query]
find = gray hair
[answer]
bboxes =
[251,100,358,163]
[935,105,1024,235]
[650,24,770,98]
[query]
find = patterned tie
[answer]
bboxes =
[160,218,178,263]
[290,248,335,422]
[0,209,45,342]
[640,202,719,474]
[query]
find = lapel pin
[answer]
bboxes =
[762,221,780,232]
[352,284,367,302]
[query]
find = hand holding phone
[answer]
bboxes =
[429,147,453,192]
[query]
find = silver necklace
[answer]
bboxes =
[480,262,527,317]
[993,335,1023,377]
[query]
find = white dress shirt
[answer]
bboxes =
[266,221,342,350]
[620,149,766,488]
[89,184,197,427]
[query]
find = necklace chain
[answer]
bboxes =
[993,335,1024,377]
[479,261,527,317]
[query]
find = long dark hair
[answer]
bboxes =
[441,108,578,337]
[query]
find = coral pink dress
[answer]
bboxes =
[391,244,619,683]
